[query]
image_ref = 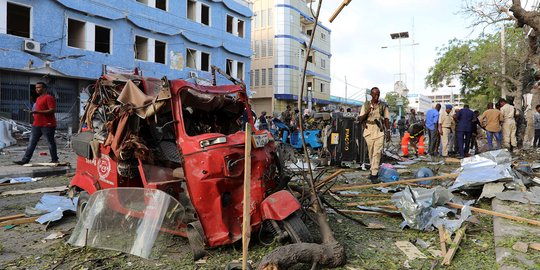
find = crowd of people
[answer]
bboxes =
[397,98,534,159]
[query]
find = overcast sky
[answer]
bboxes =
[319,0,477,100]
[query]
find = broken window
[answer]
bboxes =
[7,2,30,38]
[155,0,167,11]
[307,55,312,63]
[237,19,244,38]
[68,19,86,49]
[186,48,197,69]
[135,36,149,61]
[201,52,210,71]
[225,59,233,76]
[237,62,244,80]
[187,0,196,21]
[94,25,111,54]
[226,15,233,34]
[180,89,244,136]
[155,40,166,64]
[201,4,210,26]
[307,29,312,36]
[268,68,273,85]
[261,69,266,86]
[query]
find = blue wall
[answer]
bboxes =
[0,0,252,87]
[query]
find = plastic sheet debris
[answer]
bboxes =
[479,183,506,199]
[450,149,514,190]
[68,188,185,259]
[392,186,471,233]
[494,187,540,204]
[398,160,417,165]
[25,194,77,224]
[0,177,41,184]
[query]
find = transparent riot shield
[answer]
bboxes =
[68,188,185,259]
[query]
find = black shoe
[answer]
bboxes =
[369,174,381,184]
[13,160,28,165]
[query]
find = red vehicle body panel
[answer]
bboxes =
[70,76,300,248]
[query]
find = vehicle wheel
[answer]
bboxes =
[281,212,312,243]
[187,221,208,260]
[76,191,90,219]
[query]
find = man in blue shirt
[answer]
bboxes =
[425,104,441,156]
[455,104,475,158]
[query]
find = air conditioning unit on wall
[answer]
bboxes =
[189,71,197,78]
[24,40,41,53]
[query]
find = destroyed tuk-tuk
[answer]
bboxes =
[68,71,311,259]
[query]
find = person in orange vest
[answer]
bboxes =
[401,122,425,157]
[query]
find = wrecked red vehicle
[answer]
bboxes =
[68,72,311,259]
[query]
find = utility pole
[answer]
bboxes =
[501,26,507,99]
[344,76,348,103]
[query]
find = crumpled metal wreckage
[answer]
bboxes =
[391,186,472,234]
[450,149,517,191]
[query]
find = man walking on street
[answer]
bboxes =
[480,102,503,150]
[455,104,475,158]
[438,104,454,157]
[359,87,390,183]
[534,105,540,148]
[397,116,406,138]
[425,104,441,156]
[14,82,59,165]
[499,98,518,151]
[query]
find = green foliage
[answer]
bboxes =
[384,92,410,114]
[425,26,527,105]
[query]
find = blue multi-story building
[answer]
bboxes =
[0,0,252,129]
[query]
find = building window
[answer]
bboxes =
[254,11,259,28]
[94,25,111,54]
[321,32,326,40]
[7,2,31,38]
[237,19,244,38]
[267,40,273,56]
[268,68,273,85]
[320,83,324,93]
[261,40,267,57]
[187,0,210,26]
[201,52,210,71]
[254,69,260,86]
[261,10,266,28]
[320,58,326,69]
[135,36,148,61]
[155,40,166,64]
[307,55,313,63]
[237,62,244,80]
[250,72,253,87]
[268,8,272,27]
[186,48,197,68]
[261,69,266,85]
[137,0,167,11]
[254,41,260,58]
[67,19,86,49]
[156,0,167,11]
[307,29,312,36]
[226,59,233,76]
[226,15,233,34]
[187,0,196,21]
[201,4,210,26]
